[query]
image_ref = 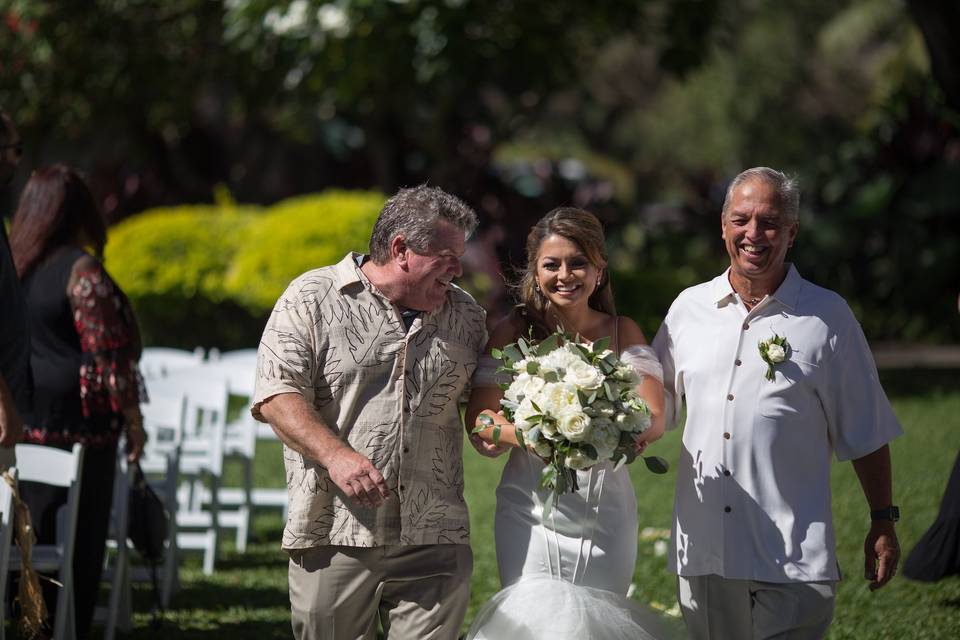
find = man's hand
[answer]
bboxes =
[468,433,508,458]
[864,521,900,591]
[326,448,390,509]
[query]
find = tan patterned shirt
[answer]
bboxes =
[252,253,487,549]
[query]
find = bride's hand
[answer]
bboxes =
[632,434,650,455]
[469,433,509,458]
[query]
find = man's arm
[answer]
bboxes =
[0,372,23,448]
[851,444,899,591]
[259,392,390,509]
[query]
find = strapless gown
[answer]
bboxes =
[466,345,677,640]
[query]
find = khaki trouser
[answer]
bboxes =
[678,574,836,640]
[288,544,472,640]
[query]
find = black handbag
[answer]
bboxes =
[127,461,169,626]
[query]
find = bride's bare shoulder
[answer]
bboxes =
[616,315,649,349]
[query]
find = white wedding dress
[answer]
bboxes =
[466,344,675,640]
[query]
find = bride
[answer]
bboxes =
[465,207,673,639]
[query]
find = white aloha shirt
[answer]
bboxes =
[653,265,902,582]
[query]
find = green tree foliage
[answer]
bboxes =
[224,190,384,311]
[3,0,957,342]
[105,190,384,348]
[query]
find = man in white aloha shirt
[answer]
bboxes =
[653,167,903,639]
[253,186,495,640]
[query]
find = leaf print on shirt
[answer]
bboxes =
[364,422,401,482]
[443,298,487,348]
[405,349,460,417]
[344,299,402,365]
[402,487,449,542]
[438,526,469,544]
[313,346,343,408]
[431,427,463,491]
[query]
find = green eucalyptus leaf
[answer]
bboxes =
[503,344,523,363]
[515,428,525,449]
[518,336,531,357]
[643,455,670,474]
[543,370,559,383]
[536,334,560,355]
[526,361,540,375]
[592,336,610,353]
[492,424,502,446]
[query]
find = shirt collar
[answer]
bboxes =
[331,252,368,291]
[711,263,802,310]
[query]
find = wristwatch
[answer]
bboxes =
[870,506,900,522]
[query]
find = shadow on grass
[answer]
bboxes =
[117,619,290,640]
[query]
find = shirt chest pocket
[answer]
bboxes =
[756,357,818,419]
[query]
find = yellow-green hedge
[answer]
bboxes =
[105,190,385,348]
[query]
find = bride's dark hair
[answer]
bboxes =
[514,207,616,339]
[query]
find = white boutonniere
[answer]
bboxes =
[758,334,790,381]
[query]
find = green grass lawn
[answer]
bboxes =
[111,369,959,639]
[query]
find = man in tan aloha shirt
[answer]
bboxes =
[253,185,500,640]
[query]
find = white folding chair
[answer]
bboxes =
[11,443,84,640]
[136,391,186,605]
[139,347,204,381]
[147,373,227,575]
[0,468,16,640]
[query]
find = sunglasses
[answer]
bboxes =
[0,141,23,156]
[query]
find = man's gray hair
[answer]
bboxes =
[721,167,800,222]
[369,185,478,264]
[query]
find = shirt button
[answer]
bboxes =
[400,484,406,491]
[727,394,734,401]
[723,432,731,440]
[402,446,409,453]
[724,506,732,513]
[723,469,731,476]
[735,359,742,366]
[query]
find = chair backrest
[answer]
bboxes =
[140,347,205,381]
[15,443,83,488]
[14,443,84,551]
[146,372,227,477]
[141,391,186,475]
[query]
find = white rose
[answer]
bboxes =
[615,410,651,433]
[563,359,605,390]
[505,373,547,404]
[565,447,597,470]
[767,343,786,363]
[539,345,583,376]
[514,396,539,429]
[556,408,591,442]
[539,382,580,417]
[586,417,620,460]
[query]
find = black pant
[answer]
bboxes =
[19,444,117,639]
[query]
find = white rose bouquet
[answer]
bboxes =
[475,329,668,513]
